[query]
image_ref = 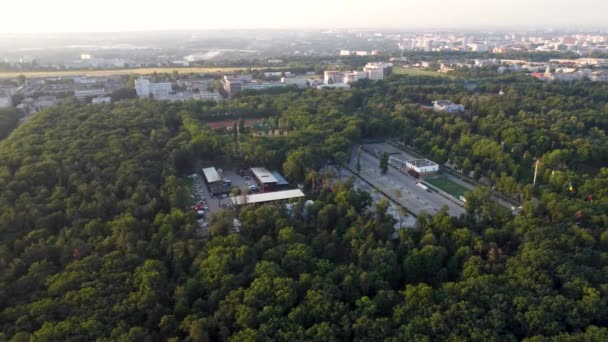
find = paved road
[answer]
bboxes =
[334,167,417,229]
[351,148,466,217]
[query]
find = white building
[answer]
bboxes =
[264,71,283,77]
[92,96,111,104]
[134,78,150,97]
[433,100,465,113]
[149,82,173,98]
[317,83,351,89]
[281,77,309,88]
[324,71,344,85]
[364,62,394,80]
[194,92,222,102]
[405,159,439,176]
[75,88,107,100]
[366,68,384,80]
[135,78,172,98]
[470,43,489,52]
[342,71,369,84]
[0,92,12,108]
[243,81,286,91]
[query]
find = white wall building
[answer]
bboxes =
[194,92,222,102]
[135,78,172,98]
[405,159,439,176]
[92,96,111,104]
[281,77,309,88]
[366,68,384,80]
[0,88,13,108]
[149,82,173,98]
[323,71,344,85]
[74,88,107,100]
[134,78,150,97]
[433,100,465,113]
[364,62,394,80]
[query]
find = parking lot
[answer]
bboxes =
[188,163,262,236]
[351,146,466,217]
[332,166,417,230]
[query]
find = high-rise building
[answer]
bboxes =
[134,78,150,97]
[323,71,343,85]
[135,78,172,98]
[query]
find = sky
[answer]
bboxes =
[2,0,608,33]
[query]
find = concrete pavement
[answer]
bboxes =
[351,148,466,217]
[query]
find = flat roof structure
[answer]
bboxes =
[271,171,289,186]
[231,189,305,206]
[407,159,438,168]
[434,100,453,106]
[251,167,278,184]
[202,167,221,183]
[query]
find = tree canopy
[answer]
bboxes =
[1,72,608,340]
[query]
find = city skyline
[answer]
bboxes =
[2,0,608,33]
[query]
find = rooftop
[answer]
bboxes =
[407,159,438,168]
[251,167,278,184]
[434,100,453,106]
[202,167,221,183]
[231,189,305,206]
[271,171,289,186]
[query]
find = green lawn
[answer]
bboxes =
[426,177,470,198]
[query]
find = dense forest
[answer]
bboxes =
[0,107,22,140]
[1,73,608,340]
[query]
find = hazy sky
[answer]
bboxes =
[2,0,607,33]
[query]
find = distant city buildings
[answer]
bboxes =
[92,96,111,104]
[0,93,12,108]
[222,75,287,96]
[323,62,393,86]
[364,62,393,80]
[74,88,107,100]
[193,92,222,102]
[16,95,58,113]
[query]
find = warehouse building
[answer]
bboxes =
[251,167,279,192]
[202,167,231,197]
[231,189,305,206]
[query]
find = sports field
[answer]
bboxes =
[426,177,470,198]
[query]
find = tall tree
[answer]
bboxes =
[380,152,389,174]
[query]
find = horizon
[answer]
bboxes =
[3,0,608,34]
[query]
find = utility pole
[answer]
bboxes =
[533,159,540,187]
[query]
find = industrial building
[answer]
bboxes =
[202,167,230,197]
[251,167,279,192]
[231,189,305,206]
